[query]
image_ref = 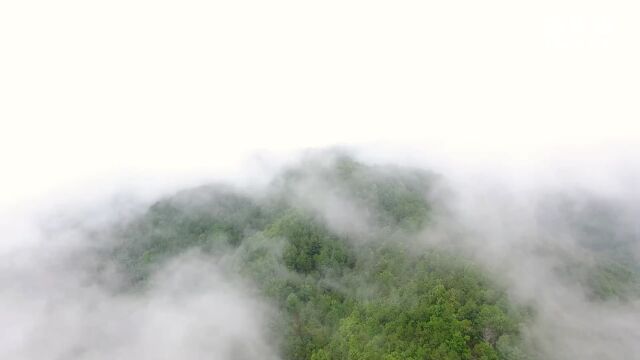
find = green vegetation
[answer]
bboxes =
[539,193,640,301]
[111,156,532,359]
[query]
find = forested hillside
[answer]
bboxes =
[106,156,533,360]
[104,155,639,360]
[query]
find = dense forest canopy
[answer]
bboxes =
[90,154,637,360]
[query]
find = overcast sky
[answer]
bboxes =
[1,0,639,209]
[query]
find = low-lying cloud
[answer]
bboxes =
[0,209,281,360]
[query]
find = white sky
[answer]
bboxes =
[1,0,639,209]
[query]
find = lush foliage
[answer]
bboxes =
[111,156,532,359]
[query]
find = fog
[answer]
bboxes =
[2,0,640,359]
[2,148,639,359]
[444,183,640,359]
[0,197,282,360]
